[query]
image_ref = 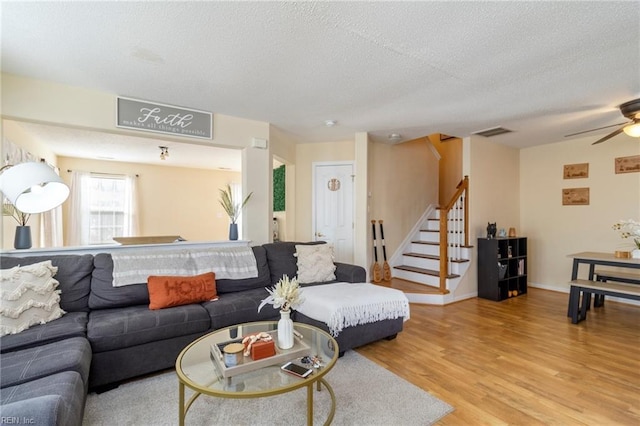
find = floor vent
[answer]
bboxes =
[472,126,513,137]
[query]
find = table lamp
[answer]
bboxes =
[0,162,70,214]
[0,162,70,249]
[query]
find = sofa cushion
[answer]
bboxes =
[0,312,88,354]
[87,304,210,353]
[215,246,271,294]
[295,244,336,283]
[89,253,149,309]
[263,241,325,284]
[0,336,92,389]
[0,371,86,426]
[147,272,218,310]
[0,255,93,312]
[201,287,280,330]
[0,261,65,336]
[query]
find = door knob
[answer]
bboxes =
[316,232,325,237]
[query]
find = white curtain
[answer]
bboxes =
[124,175,140,237]
[40,165,64,247]
[40,204,63,247]
[67,171,91,246]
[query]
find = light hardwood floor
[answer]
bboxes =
[356,288,640,425]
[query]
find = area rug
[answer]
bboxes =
[83,351,453,425]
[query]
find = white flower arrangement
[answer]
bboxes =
[612,219,640,249]
[258,275,304,313]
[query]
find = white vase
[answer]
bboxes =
[631,248,640,259]
[277,310,294,349]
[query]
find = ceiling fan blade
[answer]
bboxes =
[592,127,624,145]
[565,122,627,138]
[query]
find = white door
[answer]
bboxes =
[313,162,354,263]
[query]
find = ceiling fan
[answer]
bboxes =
[588,99,640,145]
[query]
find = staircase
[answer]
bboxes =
[390,177,472,305]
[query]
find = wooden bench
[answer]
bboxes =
[592,269,640,307]
[568,279,640,324]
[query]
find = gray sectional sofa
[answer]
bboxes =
[0,241,404,425]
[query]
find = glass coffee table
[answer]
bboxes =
[175,321,338,425]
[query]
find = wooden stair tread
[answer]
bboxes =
[410,240,474,249]
[404,252,469,263]
[394,264,460,279]
[375,278,445,294]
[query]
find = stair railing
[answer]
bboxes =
[438,176,469,293]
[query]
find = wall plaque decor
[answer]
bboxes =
[117,97,212,139]
[562,187,590,206]
[563,163,589,179]
[614,155,640,174]
[327,178,341,191]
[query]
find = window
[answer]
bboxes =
[88,176,127,244]
[68,172,139,246]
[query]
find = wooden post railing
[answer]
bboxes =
[438,176,469,293]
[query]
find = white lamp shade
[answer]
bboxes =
[0,162,70,214]
[623,122,640,137]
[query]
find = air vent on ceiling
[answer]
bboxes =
[472,127,513,137]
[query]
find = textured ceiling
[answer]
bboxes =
[1,1,639,167]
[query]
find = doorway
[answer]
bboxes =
[312,162,354,263]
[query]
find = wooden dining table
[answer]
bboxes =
[569,251,640,281]
[567,251,640,317]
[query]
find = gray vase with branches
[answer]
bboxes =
[3,202,32,249]
[218,184,252,240]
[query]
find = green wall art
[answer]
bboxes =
[273,165,285,212]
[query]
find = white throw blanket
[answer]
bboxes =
[297,282,410,337]
[111,246,258,287]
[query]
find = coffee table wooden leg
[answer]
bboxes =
[179,381,185,426]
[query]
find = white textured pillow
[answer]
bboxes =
[0,260,65,336]
[295,244,336,284]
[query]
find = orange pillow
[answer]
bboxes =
[147,272,218,310]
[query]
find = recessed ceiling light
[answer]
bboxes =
[325,120,337,127]
[388,133,402,142]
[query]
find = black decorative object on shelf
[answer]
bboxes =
[486,222,497,239]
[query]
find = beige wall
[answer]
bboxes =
[369,138,439,261]
[430,134,463,205]
[520,134,640,291]
[1,73,272,244]
[270,126,299,243]
[58,157,241,243]
[457,136,521,299]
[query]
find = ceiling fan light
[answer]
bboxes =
[622,122,640,137]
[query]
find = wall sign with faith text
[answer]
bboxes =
[116,97,212,139]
